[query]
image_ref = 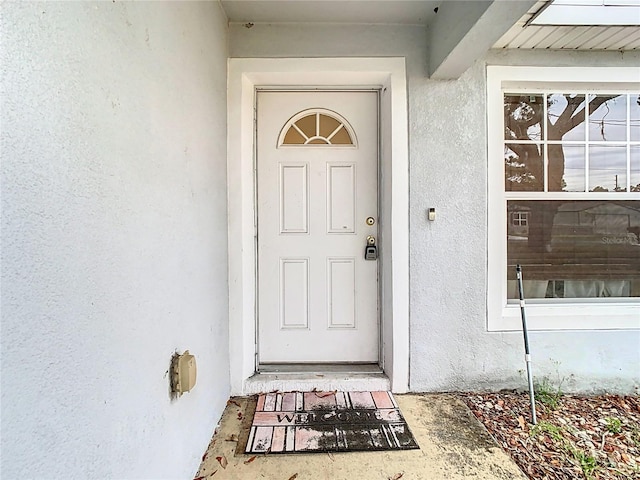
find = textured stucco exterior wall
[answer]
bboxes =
[229,23,427,76]
[1,2,229,478]
[410,51,640,394]
[230,24,640,394]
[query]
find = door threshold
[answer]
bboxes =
[245,365,390,395]
[258,363,383,375]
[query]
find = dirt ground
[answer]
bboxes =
[460,392,640,480]
[194,393,528,480]
[193,391,639,480]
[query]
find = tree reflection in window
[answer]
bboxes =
[503,93,640,299]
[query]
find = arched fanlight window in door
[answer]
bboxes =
[278,109,357,147]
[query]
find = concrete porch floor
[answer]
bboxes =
[195,393,528,480]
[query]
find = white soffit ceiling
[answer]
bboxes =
[220,0,441,25]
[495,0,640,49]
[531,0,640,26]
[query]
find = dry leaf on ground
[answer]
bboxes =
[315,391,336,398]
[193,471,216,480]
[517,415,526,430]
[215,455,228,469]
[461,392,640,480]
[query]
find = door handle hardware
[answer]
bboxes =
[365,235,378,260]
[366,217,376,226]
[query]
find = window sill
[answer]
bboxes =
[488,302,640,332]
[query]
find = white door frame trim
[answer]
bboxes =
[227,58,409,395]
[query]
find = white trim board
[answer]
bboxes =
[227,58,410,395]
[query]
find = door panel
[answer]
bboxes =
[327,164,356,233]
[257,91,379,363]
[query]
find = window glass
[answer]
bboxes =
[548,94,586,142]
[283,127,306,145]
[507,200,640,299]
[280,111,355,146]
[631,95,640,142]
[552,144,584,192]
[632,145,640,191]
[505,95,544,141]
[296,115,317,139]
[503,92,639,302]
[589,94,627,142]
[589,145,627,192]
[329,127,353,145]
[504,144,544,191]
[319,114,341,138]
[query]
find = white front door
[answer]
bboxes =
[257,91,379,364]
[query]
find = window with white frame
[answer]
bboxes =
[487,67,640,331]
[512,211,528,227]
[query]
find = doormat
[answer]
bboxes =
[245,391,419,454]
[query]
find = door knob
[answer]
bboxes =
[364,236,378,260]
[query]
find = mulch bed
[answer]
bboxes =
[460,392,640,480]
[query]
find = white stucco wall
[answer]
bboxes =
[229,23,640,394]
[1,2,229,479]
[411,50,640,395]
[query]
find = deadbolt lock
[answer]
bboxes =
[366,217,376,226]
